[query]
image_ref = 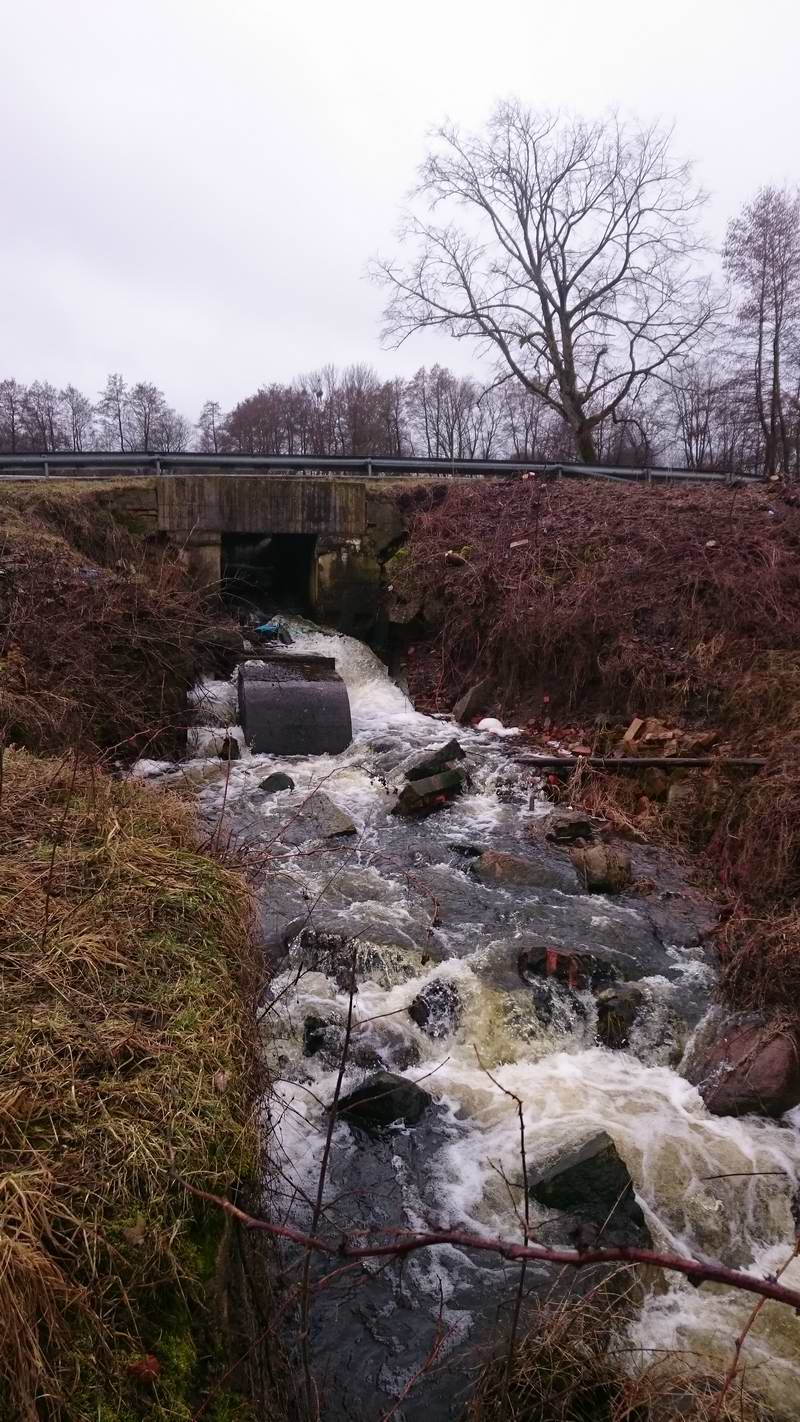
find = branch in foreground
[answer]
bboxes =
[173,1174,800,1315]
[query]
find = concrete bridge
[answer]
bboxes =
[158,473,409,635]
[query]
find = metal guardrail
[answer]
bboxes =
[0,450,761,484]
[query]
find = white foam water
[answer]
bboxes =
[180,621,800,1415]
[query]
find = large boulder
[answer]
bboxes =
[529,1130,649,1246]
[408,978,462,1039]
[334,1071,431,1131]
[518,944,620,992]
[683,1010,800,1118]
[570,843,632,893]
[405,738,466,782]
[277,791,356,845]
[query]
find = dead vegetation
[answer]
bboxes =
[464,1286,771,1421]
[0,748,267,1421]
[0,480,238,760]
[397,478,800,725]
[397,478,800,1018]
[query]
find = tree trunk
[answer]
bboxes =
[575,424,597,463]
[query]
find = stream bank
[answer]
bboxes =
[0,481,279,1422]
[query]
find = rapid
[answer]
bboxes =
[137,622,800,1418]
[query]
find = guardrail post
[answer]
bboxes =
[154,458,162,477]
[43,460,49,479]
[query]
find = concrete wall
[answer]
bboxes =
[158,475,366,539]
[157,474,416,634]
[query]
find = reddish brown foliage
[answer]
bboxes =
[397,478,800,723]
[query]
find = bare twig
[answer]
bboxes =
[473,1047,530,1377]
[171,1177,800,1315]
[711,1236,800,1420]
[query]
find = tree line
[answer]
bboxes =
[1,106,798,472]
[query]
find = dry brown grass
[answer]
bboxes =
[397,479,800,1015]
[0,482,238,759]
[398,479,800,723]
[0,749,265,1421]
[464,1287,771,1421]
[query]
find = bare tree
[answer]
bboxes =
[157,406,192,452]
[23,381,65,452]
[724,185,800,474]
[127,381,166,452]
[197,399,223,452]
[0,378,27,453]
[96,373,130,451]
[60,384,95,452]
[377,102,717,463]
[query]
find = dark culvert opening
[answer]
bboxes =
[222,532,317,614]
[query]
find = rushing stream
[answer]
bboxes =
[137,623,800,1418]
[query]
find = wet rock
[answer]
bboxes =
[529,1130,649,1246]
[393,769,466,816]
[219,734,240,761]
[518,944,620,991]
[302,1011,383,1069]
[405,738,466,782]
[303,1013,340,1058]
[335,1071,431,1131]
[408,979,462,1039]
[353,1019,420,1072]
[277,790,356,845]
[570,843,632,893]
[259,771,295,794]
[453,678,492,724]
[595,984,646,1048]
[541,809,596,844]
[471,850,579,892]
[683,1010,800,1118]
[288,929,424,991]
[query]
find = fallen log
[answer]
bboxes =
[514,754,767,771]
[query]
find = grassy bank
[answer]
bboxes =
[1,751,264,1420]
[0,482,278,1419]
[395,478,800,1018]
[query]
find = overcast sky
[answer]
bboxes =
[1,0,798,417]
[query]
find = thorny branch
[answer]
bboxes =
[171,1174,800,1315]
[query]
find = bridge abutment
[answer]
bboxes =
[158,474,410,634]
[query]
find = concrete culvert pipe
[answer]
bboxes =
[238,652,352,755]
